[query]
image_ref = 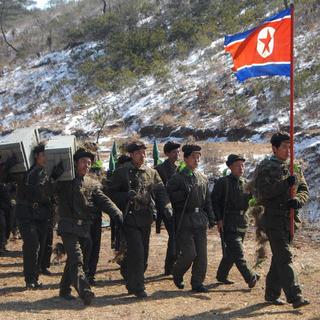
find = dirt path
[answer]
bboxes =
[0,225,319,320]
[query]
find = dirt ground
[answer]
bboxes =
[0,224,319,320]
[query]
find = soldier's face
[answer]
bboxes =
[229,160,245,177]
[131,149,146,167]
[76,157,92,176]
[273,141,290,161]
[166,148,180,162]
[184,152,201,170]
[35,152,46,167]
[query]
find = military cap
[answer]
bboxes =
[182,144,201,158]
[127,141,147,153]
[164,141,181,154]
[270,131,290,147]
[33,142,46,155]
[117,155,132,165]
[226,154,245,167]
[74,147,95,162]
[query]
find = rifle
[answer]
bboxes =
[174,187,193,256]
[156,213,162,234]
[220,177,229,257]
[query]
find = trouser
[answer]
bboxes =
[0,209,8,251]
[216,231,255,283]
[18,219,48,283]
[79,216,102,280]
[265,228,302,302]
[40,219,54,270]
[60,233,92,298]
[120,224,151,293]
[163,216,176,274]
[173,227,207,288]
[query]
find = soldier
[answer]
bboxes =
[155,141,181,275]
[56,147,123,305]
[15,143,62,289]
[252,132,309,308]
[79,172,104,286]
[212,154,259,288]
[0,155,18,250]
[107,141,173,298]
[166,144,215,292]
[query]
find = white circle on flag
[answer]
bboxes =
[257,27,275,58]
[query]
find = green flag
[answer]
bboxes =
[112,141,117,162]
[109,152,116,173]
[153,140,161,167]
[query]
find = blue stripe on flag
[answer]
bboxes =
[224,7,291,47]
[235,63,290,82]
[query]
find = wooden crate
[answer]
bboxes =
[0,127,39,173]
[45,135,76,181]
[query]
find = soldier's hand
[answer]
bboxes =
[287,198,301,209]
[163,207,173,220]
[51,161,65,180]
[184,184,193,196]
[217,220,223,233]
[114,213,123,226]
[286,175,296,187]
[208,220,215,229]
[5,153,18,170]
[127,190,137,201]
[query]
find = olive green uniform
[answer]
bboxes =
[56,175,122,300]
[166,168,214,288]
[212,174,255,284]
[15,165,55,285]
[107,161,172,294]
[155,159,178,274]
[253,156,309,302]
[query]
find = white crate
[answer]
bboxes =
[45,135,76,181]
[0,127,39,173]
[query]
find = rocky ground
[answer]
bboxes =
[0,223,319,320]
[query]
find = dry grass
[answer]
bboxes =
[0,225,319,320]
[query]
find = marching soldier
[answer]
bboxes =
[252,132,310,308]
[155,141,181,275]
[212,154,259,288]
[56,147,123,305]
[107,141,173,298]
[15,143,62,289]
[166,144,215,292]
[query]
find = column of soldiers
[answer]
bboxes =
[0,131,310,309]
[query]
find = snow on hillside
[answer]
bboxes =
[0,21,319,221]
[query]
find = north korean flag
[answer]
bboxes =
[224,8,292,82]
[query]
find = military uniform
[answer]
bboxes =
[107,161,172,295]
[56,174,122,303]
[212,174,256,285]
[155,159,178,274]
[253,155,309,304]
[0,182,12,254]
[15,165,55,287]
[166,167,215,290]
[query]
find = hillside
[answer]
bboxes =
[0,0,319,220]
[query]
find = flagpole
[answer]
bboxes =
[289,2,295,241]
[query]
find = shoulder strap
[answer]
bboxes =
[222,176,229,222]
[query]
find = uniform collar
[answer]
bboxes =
[270,155,288,165]
[128,161,147,171]
[164,159,177,169]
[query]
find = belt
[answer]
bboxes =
[60,217,87,226]
[18,201,43,209]
[263,203,287,210]
[226,210,245,216]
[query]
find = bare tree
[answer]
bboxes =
[0,0,34,53]
[87,105,119,143]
